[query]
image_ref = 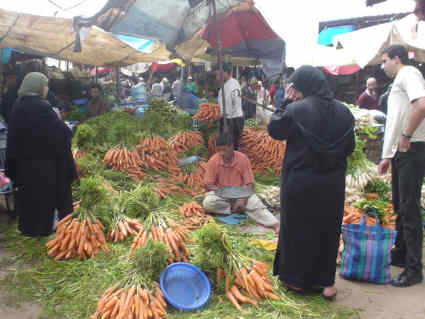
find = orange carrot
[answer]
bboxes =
[226,291,242,311]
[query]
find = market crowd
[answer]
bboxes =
[1,44,425,302]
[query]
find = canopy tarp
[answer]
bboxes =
[102,0,285,76]
[334,14,425,67]
[0,8,171,67]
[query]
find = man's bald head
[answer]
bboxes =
[366,77,377,90]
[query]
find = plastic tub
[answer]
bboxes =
[160,262,211,311]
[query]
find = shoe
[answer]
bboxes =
[390,271,423,287]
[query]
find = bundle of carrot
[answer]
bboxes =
[103,147,141,172]
[130,213,190,263]
[152,180,195,199]
[184,161,207,191]
[107,214,143,242]
[192,223,278,311]
[239,128,286,174]
[138,136,180,175]
[125,166,146,182]
[193,102,221,128]
[45,211,109,261]
[169,130,204,154]
[91,276,167,319]
[178,202,211,229]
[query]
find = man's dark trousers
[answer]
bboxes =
[391,142,425,279]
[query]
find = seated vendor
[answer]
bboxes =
[203,133,280,233]
[87,83,108,119]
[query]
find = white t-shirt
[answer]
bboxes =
[382,65,425,159]
[218,78,243,118]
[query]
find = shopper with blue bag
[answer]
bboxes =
[339,208,396,284]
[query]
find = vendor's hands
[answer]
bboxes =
[378,158,391,176]
[285,84,303,101]
[232,199,247,213]
[398,135,411,152]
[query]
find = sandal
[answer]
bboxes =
[321,287,337,300]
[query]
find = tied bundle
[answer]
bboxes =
[103,147,142,172]
[193,103,221,128]
[130,213,190,263]
[138,136,180,175]
[178,202,211,229]
[169,131,204,154]
[239,128,286,174]
[46,212,109,261]
[91,279,167,319]
[107,215,143,242]
[192,223,278,311]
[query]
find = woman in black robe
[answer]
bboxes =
[6,72,77,237]
[267,66,355,299]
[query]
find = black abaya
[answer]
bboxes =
[6,95,77,237]
[267,66,355,289]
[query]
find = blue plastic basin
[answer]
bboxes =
[160,262,211,311]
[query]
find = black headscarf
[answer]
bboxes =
[289,65,334,101]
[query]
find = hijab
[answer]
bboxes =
[289,65,333,101]
[18,72,48,98]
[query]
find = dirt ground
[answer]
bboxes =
[0,215,424,319]
[333,243,425,319]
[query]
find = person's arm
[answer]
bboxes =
[204,157,218,191]
[267,102,295,140]
[205,184,218,192]
[399,97,425,151]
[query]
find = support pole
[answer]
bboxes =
[212,0,228,135]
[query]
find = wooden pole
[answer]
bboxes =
[95,67,98,83]
[212,0,228,135]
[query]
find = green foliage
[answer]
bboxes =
[255,172,280,186]
[67,107,86,121]
[73,124,96,150]
[121,184,160,218]
[364,178,391,202]
[75,153,106,177]
[354,198,390,224]
[100,169,136,192]
[79,176,109,210]
[245,118,258,128]
[130,239,170,281]
[346,135,369,176]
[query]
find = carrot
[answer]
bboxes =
[217,296,223,306]
[217,267,224,285]
[250,271,266,296]
[226,291,242,311]
[264,291,279,300]
[225,273,230,292]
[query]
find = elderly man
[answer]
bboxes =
[378,45,425,287]
[202,134,280,233]
[357,77,379,110]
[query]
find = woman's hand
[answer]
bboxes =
[285,84,303,101]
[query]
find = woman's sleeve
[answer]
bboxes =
[267,102,295,141]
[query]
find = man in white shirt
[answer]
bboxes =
[216,64,244,150]
[378,45,425,287]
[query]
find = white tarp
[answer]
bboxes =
[335,14,425,68]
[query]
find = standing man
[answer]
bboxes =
[378,45,425,287]
[216,64,244,150]
[86,83,108,119]
[357,77,379,110]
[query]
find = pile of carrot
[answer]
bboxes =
[72,149,87,160]
[343,204,395,228]
[107,216,143,242]
[219,260,278,311]
[239,128,286,174]
[130,219,189,263]
[152,181,189,199]
[45,214,109,261]
[125,166,146,182]
[193,102,221,127]
[169,131,204,154]
[103,147,141,172]
[178,202,211,229]
[138,136,180,175]
[91,282,167,319]
[184,161,207,191]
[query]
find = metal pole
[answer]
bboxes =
[211,0,228,135]
[115,67,120,101]
[95,66,98,83]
